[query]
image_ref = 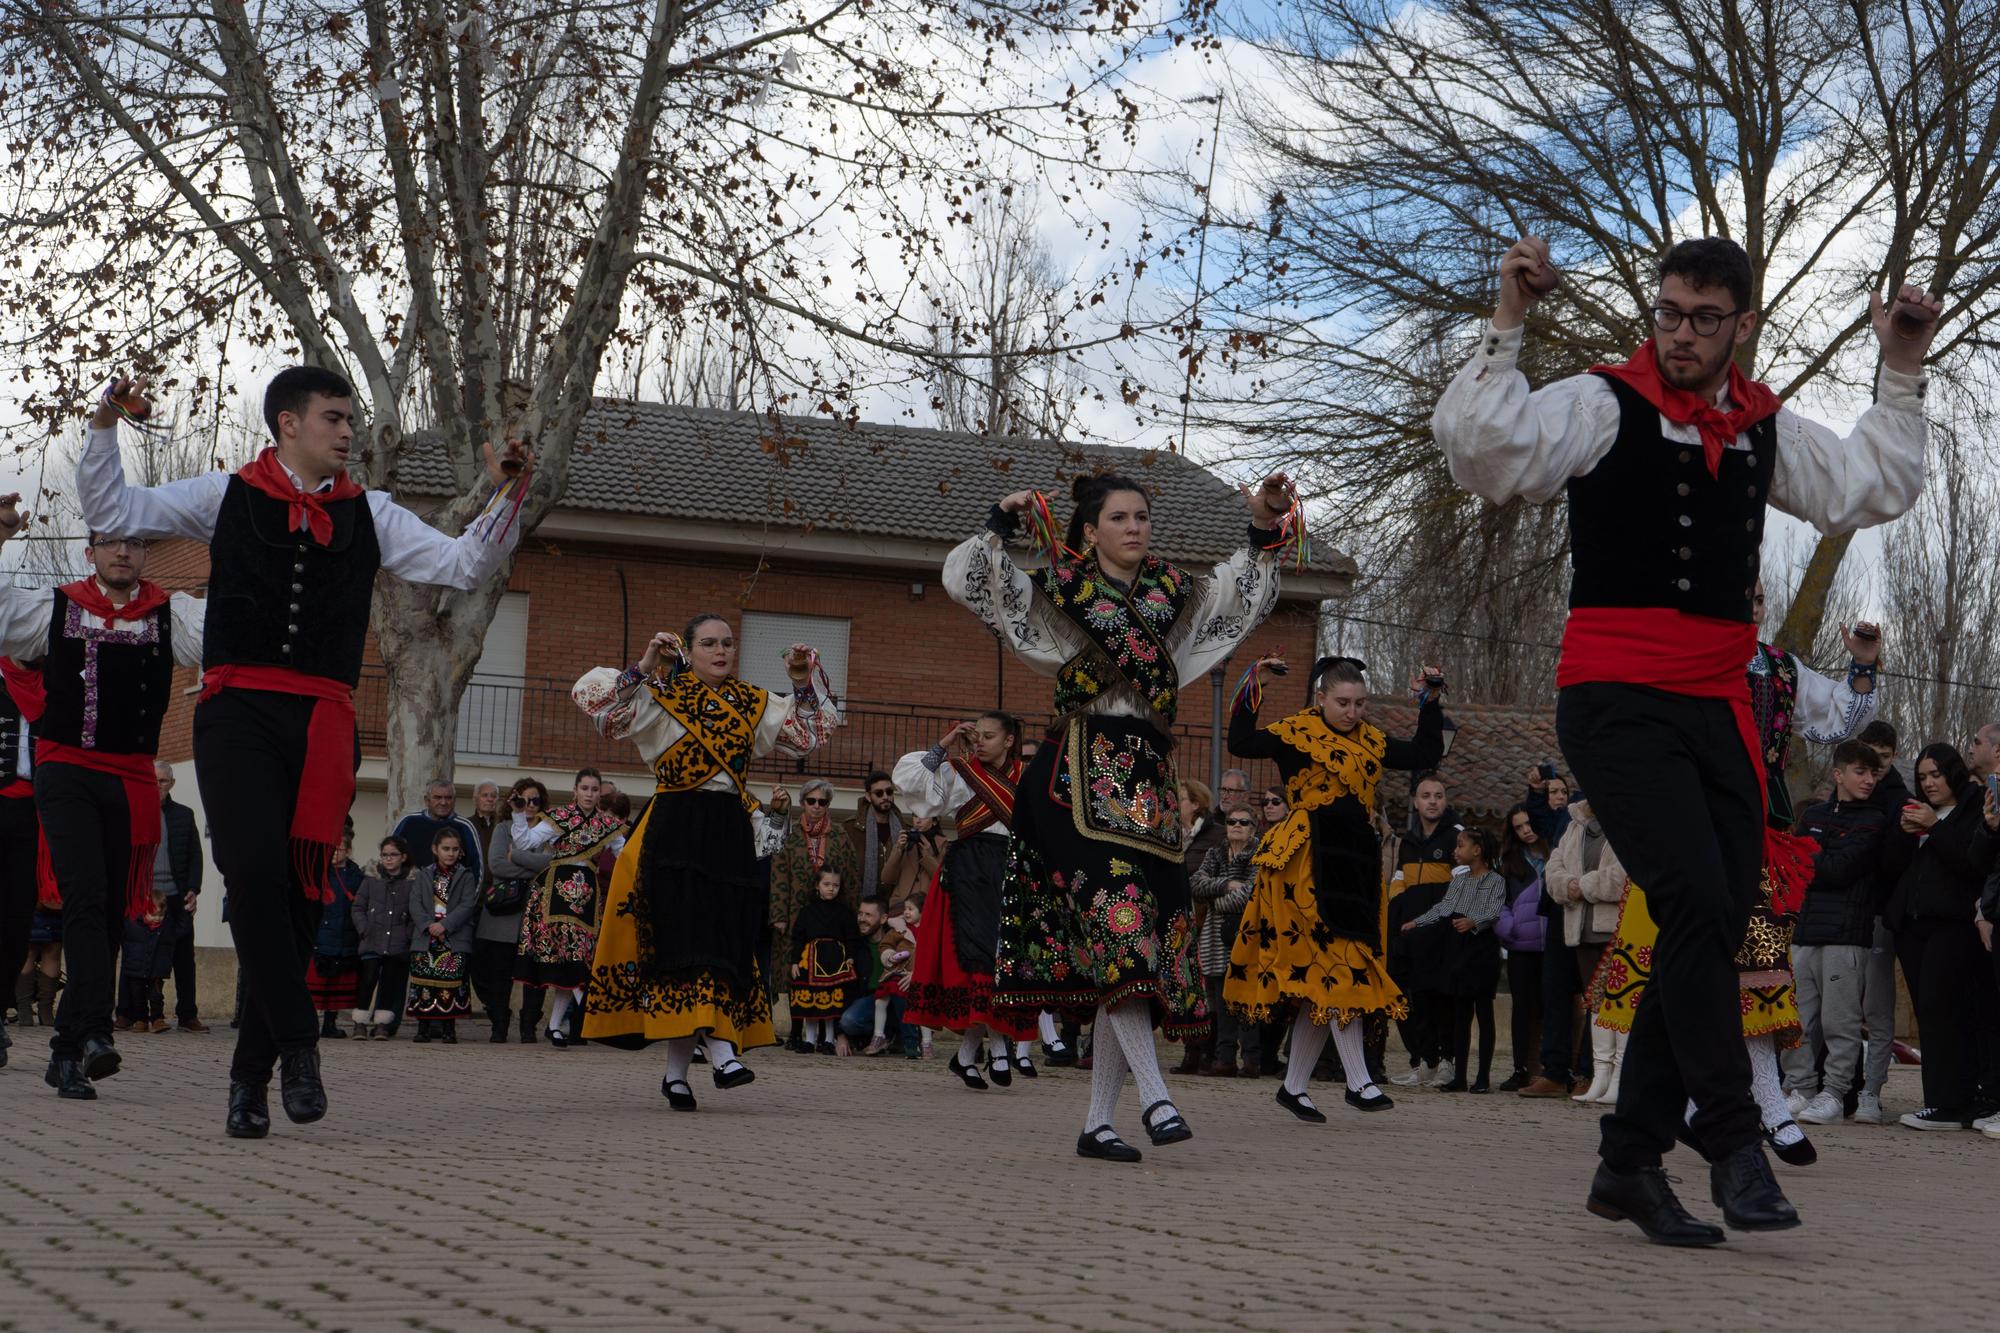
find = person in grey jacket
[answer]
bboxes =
[404,827,480,1044]
[349,837,418,1040]
[477,778,553,1042]
[1191,809,1261,1076]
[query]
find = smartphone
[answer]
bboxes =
[1537,762,1560,782]
[1987,773,1999,802]
[1853,624,1880,643]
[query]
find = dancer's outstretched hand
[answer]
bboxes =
[0,493,25,543]
[1494,236,1558,330]
[1872,283,1942,374]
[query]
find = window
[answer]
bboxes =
[457,592,528,763]
[739,611,851,702]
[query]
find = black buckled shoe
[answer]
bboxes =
[278,1047,327,1124]
[226,1081,271,1139]
[1709,1142,1801,1231]
[79,1036,121,1082]
[1043,1040,1077,1068]
[1142,1099,1192,1146]
[712,1059,755,1090]
[1276,1087,1328,1123]
[1076,1126,1142,1163]
[1014,1052,1038,1079]
[1762,1121,1817,1167]
[662,1077,698,1111]
[1586,1162,1725,1247]
[44,1055,95,1100]
[987,1054,1013,1088]
[1344,1084,1394,1111]
[948,1054,988,1090]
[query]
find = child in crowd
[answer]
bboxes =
[791,867,865,1053]
[16,919,62,1028]
[1401,826,1507,1092]
[407,828,480,1044]
[350,836,417,1040]
[308,827,365,1038]
[115,884,172,1033]
[856,895,912,1056]
[1785,741,1888,1125]
[897,892,932,1059]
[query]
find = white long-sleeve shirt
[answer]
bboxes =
[1781,653,1878,746]
[1432,323,1928,536]
[892,746,1013,836]
[75,426,520,587]
[0,577,204,667]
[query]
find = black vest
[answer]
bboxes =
[41,590,174,755]
[0,679,28,783]
[1566,373,1778,623]
[203,476,381,686]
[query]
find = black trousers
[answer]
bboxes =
[0,794,38,1032]
[1896,917,1995,1117]
[1557,682,1763,1170]
[118,971,164,1023]
[1538,934,1590,1082]
[1507,948,1544,1077]
[194,689,346,1083]
[36,763,135,1060]
[170,899,198,1023]
[470,937,520,1027]
[1399,990,1448,1067]
[1452,993,1497,1086]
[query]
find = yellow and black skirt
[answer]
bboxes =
[1591,881,1799,1048]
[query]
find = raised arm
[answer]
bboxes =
[1227,663,1288,761]
[1792,650,1880,747]
[892,739,974,822]
[368,489,522,590]
[1168,474,1293,682]
[1382,693,1446,772]
[77,424,229,543]
[942,508,1080,677]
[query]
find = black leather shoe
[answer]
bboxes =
[278,1047,327,1124]
[441,1022,458,1045]
[1345,1084,1394,1112]
[1043,1041,1077,1067]
[1015,1054,1038,1078]
[711,1059,756,1090]
[1586,1162,1725,1247]
[1763,1122,1817,1167]
[226,1081,271,1139]
[948,1054,988,1090]
[1076,1126,1142,1163]
[44,1055,95,1100]
[987,1054,1013,1088]
[661,1077,698,1111]
[1276,1087,1328,1123]
[1709,1143,1801,1231]
[1142,1099,1192,1146]
[489,1025,508,1044]
[79,1036,121,1082]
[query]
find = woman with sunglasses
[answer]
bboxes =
[1192,806,1264,1076]
[570,613,840,1110]
[1225,655,1445,1122]
[946,469,1293,1163]
[471,777,552,1042]
[1259,788,1288,831]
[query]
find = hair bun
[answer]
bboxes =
[1070,474,1100,505]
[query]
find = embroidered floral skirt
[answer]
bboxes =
[907,837,1035,1039]
[513,867,601,991]
[583,790,775,1051]
[1222,811,1404,1029]
[406,942,471,1018]
[993,720,1206,1039]
[789,938,858,1018]
[1591,883,1799,1048]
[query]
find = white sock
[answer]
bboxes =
[1101,1000,1175,1128]
[1015,1039,1033,1059]
[873,999,889,1038]
[956,1032,981,1066]
[546,988,573,1033]
[1039,1011,1060,1045]
[663,1036,696,1085]
[1085,1002,1130,1132]
[1747,1035,1799,1141]
[709,1036,740,1069]
[1284,1008,1332,1096]
[1329,1015,1372,1093]
[987,1031,1010,1067]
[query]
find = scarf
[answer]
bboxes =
[862,805,903,896]
[1580,820,1606,873]
[237,447,365,545]
[58,578,173,626]
[800,806,832,871]
[1591,339,1781,478]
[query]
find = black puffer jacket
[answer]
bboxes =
[1792,798,1888,947]
[1882,783,2000,927]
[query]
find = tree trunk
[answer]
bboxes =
[1773,530,1853,655]
[374,575,503,819]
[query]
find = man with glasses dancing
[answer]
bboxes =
[0,503,205,1099]
[1435,236,1936,1245]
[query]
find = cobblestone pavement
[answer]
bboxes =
[0,1024,1988,1332]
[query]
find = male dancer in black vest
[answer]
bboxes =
[1434,237,1936,1244]
[0,498,205,1096]
[0,652,40,1071]
[78,369,525,1137]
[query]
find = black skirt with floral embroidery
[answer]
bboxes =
[992,714,1208,1038]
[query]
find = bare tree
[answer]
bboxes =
[0,0,1209,812]
[1168,0,2000,687]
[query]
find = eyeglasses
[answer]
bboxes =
[803,796,830,806]
[1650,305,1743,337]
[91,537,149,551]
[869,788,894,799]
[1262,796,1285,806]
[522,794,543,805]
[1225,818,1256,827]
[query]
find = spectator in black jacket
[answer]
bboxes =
[1881,742,2000,1130]
[1522,765,1572,847]
[156,762,207,1032]
[1783,742,1887,1126]
[1854,718,1906,1113]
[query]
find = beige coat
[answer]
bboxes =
[1544,810,1627,948]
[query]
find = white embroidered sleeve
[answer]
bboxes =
[1170,544,1281,682]
[572,667,681,765]
[893,748,971,821]
[942,531,1079,675]
[757,685,842,760]
[1794,660,1880,746]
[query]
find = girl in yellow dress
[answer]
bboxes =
[1225,655,1445,1121]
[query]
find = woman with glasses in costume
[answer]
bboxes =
[945,469,1293,1163]
[571,614,840,1110]
[1224,655,1446,1122]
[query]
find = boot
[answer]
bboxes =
[320,1010,346,1039]
[373,1009,396,1041]
[36,972,59,1027]
[519,1012,538,1044]
[14,970,34,1025]
[1599,1030,1628,1105]
[441,1020,458,1045]
[1574,1024,1615,1103]
[349,1008,372,1040]
[489,1009,510,1043]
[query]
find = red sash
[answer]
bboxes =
[950,756,1020,837]
[34,741,163,927]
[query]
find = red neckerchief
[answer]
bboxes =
[237,447,364,545]
[1591,339,1780,478]
[1,657,45,721]
[59,578,171,626]
[800,806,831,870]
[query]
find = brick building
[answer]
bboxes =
[145,402,1355,946]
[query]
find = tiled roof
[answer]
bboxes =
[1371,698,1561,821]
[390,401,1355,576]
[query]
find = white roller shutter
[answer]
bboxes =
[457,592,529,763]
[739,611,850,703]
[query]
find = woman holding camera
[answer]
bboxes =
[945,470,1292,1162]
[474,777,551,1042]
[572,614,839,1110]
